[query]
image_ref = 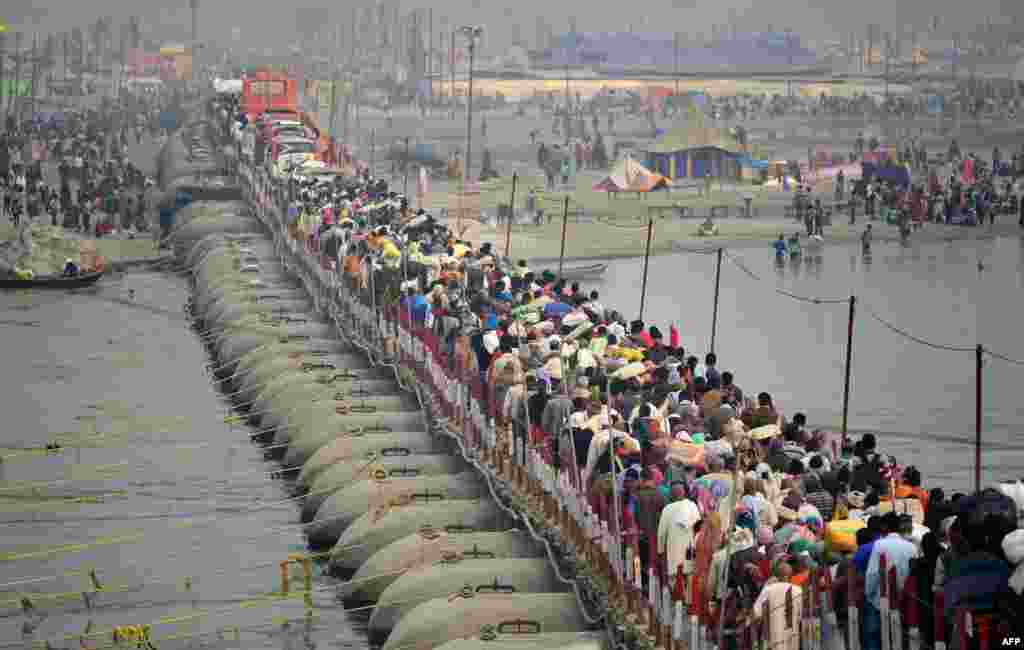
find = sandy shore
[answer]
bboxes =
[477,213,1020,263]
[339,103,1021,261]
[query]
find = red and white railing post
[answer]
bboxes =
[933,590,946,650]
[879,553,891,650]
[888,563,901,650]
[847,562,861,650]
[904,575,920,650]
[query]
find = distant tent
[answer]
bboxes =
[593,156,669,193]
[644,122,745,180]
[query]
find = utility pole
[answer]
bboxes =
[12,32,22,121]
[75,28,83,110]
[449,29,455,119]
[564,23,571,146]
[344,6,356,143]
[45,34,54,97]
[190,0,199,84]
[952,32,960,88]
[328,28,339,139]
[884,31,891,113]
[428,8,433,80]
[29,34,39,122]
[0,32,6,124]
[462,27,480,193]
[673,32,680,98]
[786,28,793,97]
[564,53,570,146]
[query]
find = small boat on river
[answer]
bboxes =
[0,271,105,290]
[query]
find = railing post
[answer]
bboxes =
[692,574,704,650]
[904,575,920,650]
[848,562,861,650]
[880,554,891,650]
[821,565,843,650]
[785,586,794,650]
[279,560,289,595]
[933,591,946,650]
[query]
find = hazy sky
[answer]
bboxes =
[4,0,1018,54]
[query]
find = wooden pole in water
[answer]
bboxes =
[638,216,653,321]
[710,247,723,354]
[841,296,857,450]
[976,343,983,493]
[505,172,517,259]
[558,195,569,279]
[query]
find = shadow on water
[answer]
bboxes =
[0,272,366,650]
[596,235,1024,493]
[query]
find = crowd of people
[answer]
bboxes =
[220,86,1024,650]
[0,91,168,236]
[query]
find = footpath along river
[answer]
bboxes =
[0,271,367,649]
[596,234,1024,494]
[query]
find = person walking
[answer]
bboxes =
[1018,180,1024,227]
[812,198,824,236]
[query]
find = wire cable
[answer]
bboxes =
[862,302,976,353]
[983,348,1024,366]
[670,242,720,255]
[724,250,848,305]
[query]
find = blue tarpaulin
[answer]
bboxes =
[862,162,910,188]
[159,206,175,230]
[737,155,770,170]
[543,31,817,68]
[160,109,179,132]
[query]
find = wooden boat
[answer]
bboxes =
[0,271,104,290]
[558,263,608,281]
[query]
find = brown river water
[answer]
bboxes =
[0,271,366,650]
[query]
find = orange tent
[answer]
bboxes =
[593,156,669,194]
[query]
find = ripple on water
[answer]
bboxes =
[0,273,366,650]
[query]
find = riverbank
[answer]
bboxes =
[485,214,1020,263]
[0,223,166,273]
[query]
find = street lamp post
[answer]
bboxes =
[459,25,482,209]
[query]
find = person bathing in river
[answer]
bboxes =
[861,224,873,254]
[786,232,801,258]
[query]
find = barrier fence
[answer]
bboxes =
[241,166,1012,650]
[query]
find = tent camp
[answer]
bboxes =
[644,124,746,181]
[593,156,669,195]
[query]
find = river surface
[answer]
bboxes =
[593,234,1024,494]
[0,272,365,650]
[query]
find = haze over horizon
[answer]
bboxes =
[3,0,1021,55]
